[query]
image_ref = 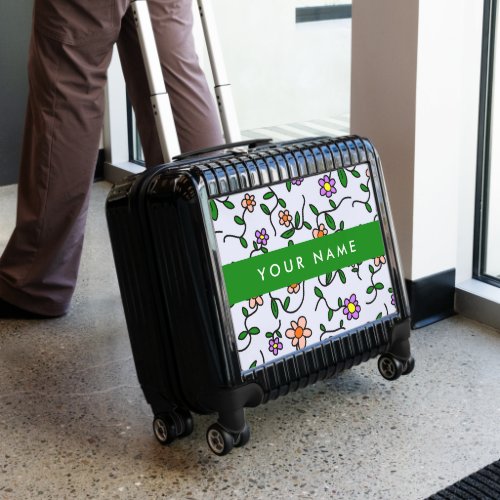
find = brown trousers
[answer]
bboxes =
[0,0,224,316]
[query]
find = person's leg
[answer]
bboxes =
[117,0,223,167]
[0,0,126,317]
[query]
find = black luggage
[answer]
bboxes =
[106,0,414,456]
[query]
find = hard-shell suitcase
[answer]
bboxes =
[106,0,414,456]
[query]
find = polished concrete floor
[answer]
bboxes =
[1,181,500,499]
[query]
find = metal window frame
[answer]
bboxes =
[474,0,499,286]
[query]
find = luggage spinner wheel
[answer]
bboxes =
[206,423,251,456]
[153,409,194,446]
[377,354,404,381]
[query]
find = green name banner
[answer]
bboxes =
[222,221,386,305]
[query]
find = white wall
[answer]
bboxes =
[351,0,484,283]
[413,0,483,281]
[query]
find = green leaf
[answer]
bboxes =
[325,272,334,285]
[286,181,292,192]
[287,240,294,246]
[303,221,312,230]
[320,324,326,332]
[340,320,344,327]
[223,200,235,209]
[338,168,348,188]
[283,297,290,311]
[375,282,384,290]
[338,270,346,284]
[260,203,270,215]
[242,307,249,317]
[239,237,248,248]
[338,297,343,308]
[294,211,301,227]
[314,287,324,298]
[376,312,383,319]
[309,204,319,216]
[340,221,345,230]
[365,202,373,213]
[360,184,369,193]
[261,247,268,254]
[263,192,274,200]
[367,286,375,294]
[389,287,393,293]
[278,198,286,208]
[351,169,361,178]
[253,241,258,250]
[369,265,375,274]
[238,331,248,340]
[249,327,260,335]
[265,332,273,338]
[210,200,218,221]
[276,330,282,338]
[249,360,257,369]
[281,228,295,239]
[328,309,334,321]
[271,298,279,319]
[329,200,337,209]
[325,213,336,230]
[234,215,245,225]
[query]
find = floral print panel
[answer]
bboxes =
[210,163,397,371]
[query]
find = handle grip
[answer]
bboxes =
[172,138,273,161]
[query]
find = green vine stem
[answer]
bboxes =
[223,206,249,244]
[366,264,384,305]
[314,196,352,228]
[352,184,372,212]
[268,281,306,316]
[320,323,346,341]
[261,188,281,236]
[238,305,260,352]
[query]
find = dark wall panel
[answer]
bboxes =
[0,1,33,186]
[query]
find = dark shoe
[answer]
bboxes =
[0,298,64,320]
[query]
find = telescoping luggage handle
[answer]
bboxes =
[131,0,241,163]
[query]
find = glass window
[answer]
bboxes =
[129,1,352,162]
[475,0,500,285]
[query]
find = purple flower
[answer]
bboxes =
[318,175,337,198]
[268,337,283,356]
[291,178,304,186]
[391,294,395,306]
[255,228,269,245]
[343,294,361,320]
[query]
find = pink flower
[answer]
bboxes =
[241,193,256,212]
[287,283,300,294]
[313,224,328,239]
[285,316,312,350]
[279,210,293,227]
[249,296,264,309]
[374,256,386,267]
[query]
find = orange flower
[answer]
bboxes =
[241,193,256,212]
[374,255,386,267]
[279,210,293,227]
[287,283,300,294]
[313,224,328,239]
[285,316,312,350]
